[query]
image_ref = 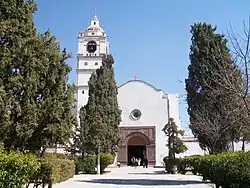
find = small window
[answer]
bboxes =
[95,54,97,56]
[130,109,142,120]
[95,62,98,65]
[94,22,96,25]
[84,62,88,65]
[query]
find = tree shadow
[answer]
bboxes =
[77,178,209,186]
[128,170,166,175]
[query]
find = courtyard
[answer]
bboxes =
[54,167,214,188]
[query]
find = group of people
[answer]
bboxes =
[131,156,148,168]
[116,156,149,168]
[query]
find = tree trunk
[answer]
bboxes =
[231,139,234,152]
[242,137,245,151]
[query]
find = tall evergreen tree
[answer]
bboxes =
[0,0,77,154]
[81,54,121,154]
[185,23,244,154]
[68,107,90,156]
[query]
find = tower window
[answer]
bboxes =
[84,62,88,65]
[94,22,96,25]
[95,62,98,65]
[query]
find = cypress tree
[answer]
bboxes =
[82,54,121,154]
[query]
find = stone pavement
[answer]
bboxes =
[54,166,215,188]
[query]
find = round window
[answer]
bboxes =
[130,109,142,120]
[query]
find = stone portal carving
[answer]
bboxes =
[117,126,156,166]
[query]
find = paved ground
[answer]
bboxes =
[54,166,215,188]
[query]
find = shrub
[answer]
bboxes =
[44,153,70,159]
[73,153,114,175]
[163,156,181,174]
[180,152,250,188]
[100,153,114,173]
[74,155,96,174]
[30,155,75,188]
[0,151,40,188]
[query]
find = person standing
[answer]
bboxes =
[138,158,141,167]
[131,156,135,167]
[143,156,148,168]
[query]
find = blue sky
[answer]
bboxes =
[34,0,250,132]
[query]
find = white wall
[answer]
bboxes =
[177,140,207,158]
[168,94,181,129]
[78,58,102,70]
[118,80,170,166]
[176,140,250,159]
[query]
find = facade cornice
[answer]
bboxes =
[76,68,97,72]
[118,80,162,92]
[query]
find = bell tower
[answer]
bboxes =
[76,15,109,114]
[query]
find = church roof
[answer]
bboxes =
[81,14,106,36]
[118,79,163,92]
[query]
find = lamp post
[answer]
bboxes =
[97,141,101,175]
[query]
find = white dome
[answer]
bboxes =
[85,15,106,36]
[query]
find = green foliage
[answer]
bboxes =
[185,23,244,154]
[74,155,96,174]
[77,55,121,155]
[180,152,250,187]
[30,155,75,188]
[73,153,114,174]
[163,156,181,174]
[100,153,114,173]
[68,107,91,156]
[162,118,188,158]
[0,0,77,153]
[162,118,187,173]
[0,150,40,188]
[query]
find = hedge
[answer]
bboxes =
[74,153,114,174]
[30,154,75,188]
[0,151,40,188]
[179,152,250,188]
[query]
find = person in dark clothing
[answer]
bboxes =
[131,156,135,167]
[143,156,148,168]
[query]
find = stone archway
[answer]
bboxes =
[126,132,150,145]
[127,135,148,146]
[126,132,150,165]
[117,126,156,166]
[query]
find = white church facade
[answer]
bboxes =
[75,15,212,166]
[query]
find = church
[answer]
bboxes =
[76,15,206,167]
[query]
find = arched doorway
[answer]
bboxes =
[126,132,150,166]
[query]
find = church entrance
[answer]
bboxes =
[117,126,156,166]
[127,135,147,166]
[127,145,146,166]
